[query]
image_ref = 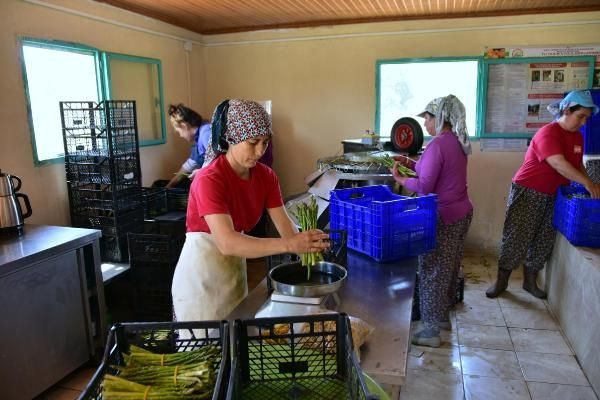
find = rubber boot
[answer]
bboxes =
[523,271,547,299]
[486,268,512,298]
[411,327,441,348]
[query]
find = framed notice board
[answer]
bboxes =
[479,56,595,138]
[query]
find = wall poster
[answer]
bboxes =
[480,55,595,138]
[484,45,600,88]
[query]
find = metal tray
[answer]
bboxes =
[269,260,347,297]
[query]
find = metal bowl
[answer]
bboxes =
[269,260,347,297]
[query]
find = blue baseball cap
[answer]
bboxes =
[547,90,599,117]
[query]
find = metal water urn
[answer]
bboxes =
[0,170,32,235]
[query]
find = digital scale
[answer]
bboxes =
[254,261,346,319]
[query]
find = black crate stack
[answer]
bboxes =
[61,100,144,262]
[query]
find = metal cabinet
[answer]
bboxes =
[0,225,105,400]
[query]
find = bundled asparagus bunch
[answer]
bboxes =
[123,345,221,366]
[112,361,215,389]
[102,375,212,399]
[376,154,417,177]
[101,345,221,399]
[292,196,324,280]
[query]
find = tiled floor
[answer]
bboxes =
[401,249,599,400]
[33,367,96,400]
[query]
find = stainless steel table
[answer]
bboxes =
[227,249,417,395]
[0,224,105,400]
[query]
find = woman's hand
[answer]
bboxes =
[584,181,600,199]
[189,169,200,180]
[286,229,330,254]
[392,155,416,169]
[391,161,409,185]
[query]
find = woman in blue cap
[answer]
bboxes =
[487,90,600,299]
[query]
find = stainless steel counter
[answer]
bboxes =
[227,249,417,387]
[0,224,101,277]
[0,224,105,399]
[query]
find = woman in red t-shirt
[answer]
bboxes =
[171,99,329,327]
[487,90,600,300]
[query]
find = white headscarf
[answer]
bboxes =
[435,95,471,155]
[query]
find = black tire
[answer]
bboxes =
[390,117,424,155]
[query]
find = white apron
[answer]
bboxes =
[172,232,247,333]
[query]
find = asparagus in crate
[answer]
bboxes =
[376,154,417,177]
[292,196,324,280]
[100,345,221,399]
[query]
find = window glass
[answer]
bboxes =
[106,55,165,144]
[377,59,479,137]
[22,44,99,162]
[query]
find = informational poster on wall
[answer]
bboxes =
[481,55,595,140]
[484,44,600,88]
[485,60,591,134]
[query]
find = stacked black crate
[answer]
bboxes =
[61,100,144,262]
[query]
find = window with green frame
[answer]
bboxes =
[375,57,481,139]
[20,38,166,165]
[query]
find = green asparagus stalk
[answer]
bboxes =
[113,361,215,389]
[102,375,212,399]
[292,196,324,280]
[375,154,417,177]
[123,345,221,366]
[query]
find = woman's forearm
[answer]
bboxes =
[204,213,328,258]
[216,231,291,258]
[546,154,591,185]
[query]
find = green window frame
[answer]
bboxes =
[20,38,104,165]
[375,56,483,139]
[19,37,167,165]
[101,52,167,146]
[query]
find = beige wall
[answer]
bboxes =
[2,0,599,252]
[201,12,600,252]
[0,0,206,226]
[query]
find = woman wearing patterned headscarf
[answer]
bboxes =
[487,90,600,300]
[171,99,329,328]
[390,94,473,348]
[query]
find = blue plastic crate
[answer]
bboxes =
[553,185,600,247]
[581,89,600,154]
[329,185,437,262]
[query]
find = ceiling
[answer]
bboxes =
[95,0,600,35]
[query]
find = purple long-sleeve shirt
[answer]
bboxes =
[403,131,473,224]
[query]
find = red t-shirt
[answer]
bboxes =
[186,155,284,233]
[513,122,583,194]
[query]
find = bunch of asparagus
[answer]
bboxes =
[101,345,221,399]
[123,345,220,366]
[292,196,324,280]
[376,154,417,177]
[102,375,212,399]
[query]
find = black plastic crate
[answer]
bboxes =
[266,229,347,292]
[72,207,144,237]
[128,233,183,267]
[226,313,378,400]
[412,271,464,321]
[101,233,134,263]
[128,233,184,321]
[66,155,140,185]
[61,101,139,157]
[68,184,142,213]
[142,187,168,218]
[167,188,190,211]
[132,283,173,322]
[79,321,230,400]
